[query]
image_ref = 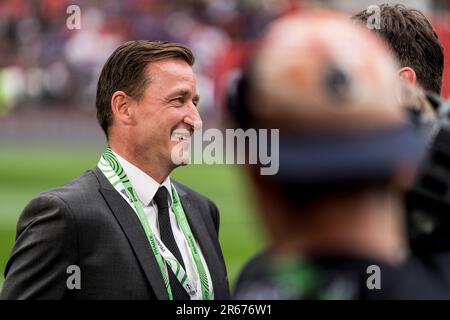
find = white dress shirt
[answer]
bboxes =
[111,151,214,299]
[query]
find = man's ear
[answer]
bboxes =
[111,91,135,126]
[398,67,417,85]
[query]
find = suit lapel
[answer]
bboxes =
[176,187,229,299]
[93,167,168,300]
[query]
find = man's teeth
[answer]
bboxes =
[171,131,190,141]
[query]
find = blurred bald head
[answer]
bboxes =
[248,11,405,133]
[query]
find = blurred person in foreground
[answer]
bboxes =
[352,4,444,97]
[1,41,230,300]
[231,12,449,299]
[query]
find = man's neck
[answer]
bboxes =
[108,143,171,184]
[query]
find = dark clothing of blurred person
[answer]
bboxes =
[234,251,449,299]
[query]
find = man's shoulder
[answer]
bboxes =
[16,169,103,231]
[40,169,99,201]
[28,169,102,217]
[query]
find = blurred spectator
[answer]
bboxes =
[352,4,444,97]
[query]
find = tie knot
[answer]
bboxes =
[154,187,170,211]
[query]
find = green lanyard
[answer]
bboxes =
[98,148,211,300]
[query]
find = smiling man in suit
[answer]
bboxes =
[1,40,230,300]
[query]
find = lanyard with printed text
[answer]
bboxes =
[98,148,211,300]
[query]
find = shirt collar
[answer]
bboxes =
[112,150,173,207]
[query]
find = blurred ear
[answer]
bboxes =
[111,91,135,126]
[398,67,417,86]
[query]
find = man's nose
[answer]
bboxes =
[184,102,202,130]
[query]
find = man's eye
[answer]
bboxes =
[171,97,184,105]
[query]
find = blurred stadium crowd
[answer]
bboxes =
[0,0,296,115]
[0,0,449,117]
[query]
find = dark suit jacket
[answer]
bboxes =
[1,167,230,300]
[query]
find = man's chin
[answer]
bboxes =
[169,141,191,166]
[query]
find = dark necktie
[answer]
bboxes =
[153,187,190,300]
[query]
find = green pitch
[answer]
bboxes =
[0,145,266,292]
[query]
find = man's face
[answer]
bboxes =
[131,58,201,171]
